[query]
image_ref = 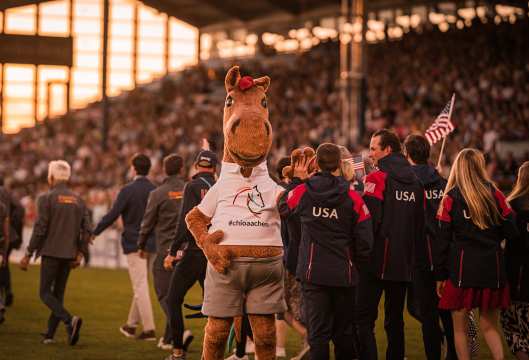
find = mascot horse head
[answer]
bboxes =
[223,66,272,175]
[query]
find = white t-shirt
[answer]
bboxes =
[197,161,284,247]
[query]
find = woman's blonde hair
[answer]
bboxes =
[507,161,529,203]
[445,148,503,229]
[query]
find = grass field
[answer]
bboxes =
[0,265,514,360]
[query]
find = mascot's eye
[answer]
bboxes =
[261,97,268,108]
[225,96,234,107]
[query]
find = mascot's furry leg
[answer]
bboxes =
[203,317,233,360]
[249,314,276,360]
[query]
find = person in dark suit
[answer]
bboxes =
[0,178,25,308]
[92,153,157,341]
[19,160,91,345]
[139,154,185,349]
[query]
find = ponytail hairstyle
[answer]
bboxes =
[444,148,503,229]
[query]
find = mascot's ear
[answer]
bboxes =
[253,76,270,92]
[225,66,241,92]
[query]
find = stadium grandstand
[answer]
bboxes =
[0,0,528,264]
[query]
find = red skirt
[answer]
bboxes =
[439,280,511,311]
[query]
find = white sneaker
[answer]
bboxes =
[245,338,255,354]
[225,354,249,360]
[276,346,287,357]
[158,337,173,350]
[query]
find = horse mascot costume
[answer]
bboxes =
[186,65,286,360]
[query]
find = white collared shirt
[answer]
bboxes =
[197,161,284,247]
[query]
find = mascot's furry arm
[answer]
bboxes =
[282,147,316,180]
[185,207,232,273]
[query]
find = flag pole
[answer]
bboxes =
[437,137,447,168]
[436,93,455,169]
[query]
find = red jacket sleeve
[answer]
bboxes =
[363,171,386,236]
[349,189,374,269]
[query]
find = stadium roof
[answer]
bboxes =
[2,0,528,29]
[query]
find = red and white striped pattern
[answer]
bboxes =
[425,94,456,145]
[346,155,365,171]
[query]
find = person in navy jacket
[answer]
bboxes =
[357,129,425,360]
[278,143,373,360]
[92,153,157,340]
[404,134,456,360]
[435,148,518,360]
[501,161,529,360]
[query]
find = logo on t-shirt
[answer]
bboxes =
[233,185,265,218]
[57,195,77,204]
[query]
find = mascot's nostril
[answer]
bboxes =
[231,118,241,134]
[265,122,270,136]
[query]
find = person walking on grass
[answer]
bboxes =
[19,160,91,345]
[138,154,186,350]
[92,153,157,341]
[435,148,518,360]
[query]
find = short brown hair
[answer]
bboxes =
[404,134,430,164]
[163,154,183,176]
[372,129,401,153]
[316,143,341,172]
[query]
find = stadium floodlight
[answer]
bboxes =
[339,33,352,44]
[312,26,338,40]
[262,32,281,46]
[438,21,450,32]
[275,39,298,52]
[341,22,354,33]
[296,28,311,40]
[387,26,403,39]
[300,38,312,49]
[428,12,445,25]
[245,34,258,45]
[410,14,421,28]
[396,15,410,28]
[445,15,457,23]
[352,21,362,34]
[367,19,384,32]
[457,7,476,20]
[495,5,516,17]
[476,6,487,18]
[365,30,377,43]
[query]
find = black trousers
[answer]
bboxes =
[152,254,174,342]
[166,250,206,349]
[302,282,355,360]
[407,269,457,360]
[40,256,73,337]
[0,247,12,297]
[356,272,407,360]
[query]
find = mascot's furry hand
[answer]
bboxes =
[201,230,233,274]
[185,207,232,274]
[282,147,316,180]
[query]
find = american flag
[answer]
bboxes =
[425,94,456,145]
[346,155,365,172]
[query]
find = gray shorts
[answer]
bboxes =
[202,255,287,317]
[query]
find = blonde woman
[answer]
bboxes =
[502,161,529,360]
[434,148,518,360]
